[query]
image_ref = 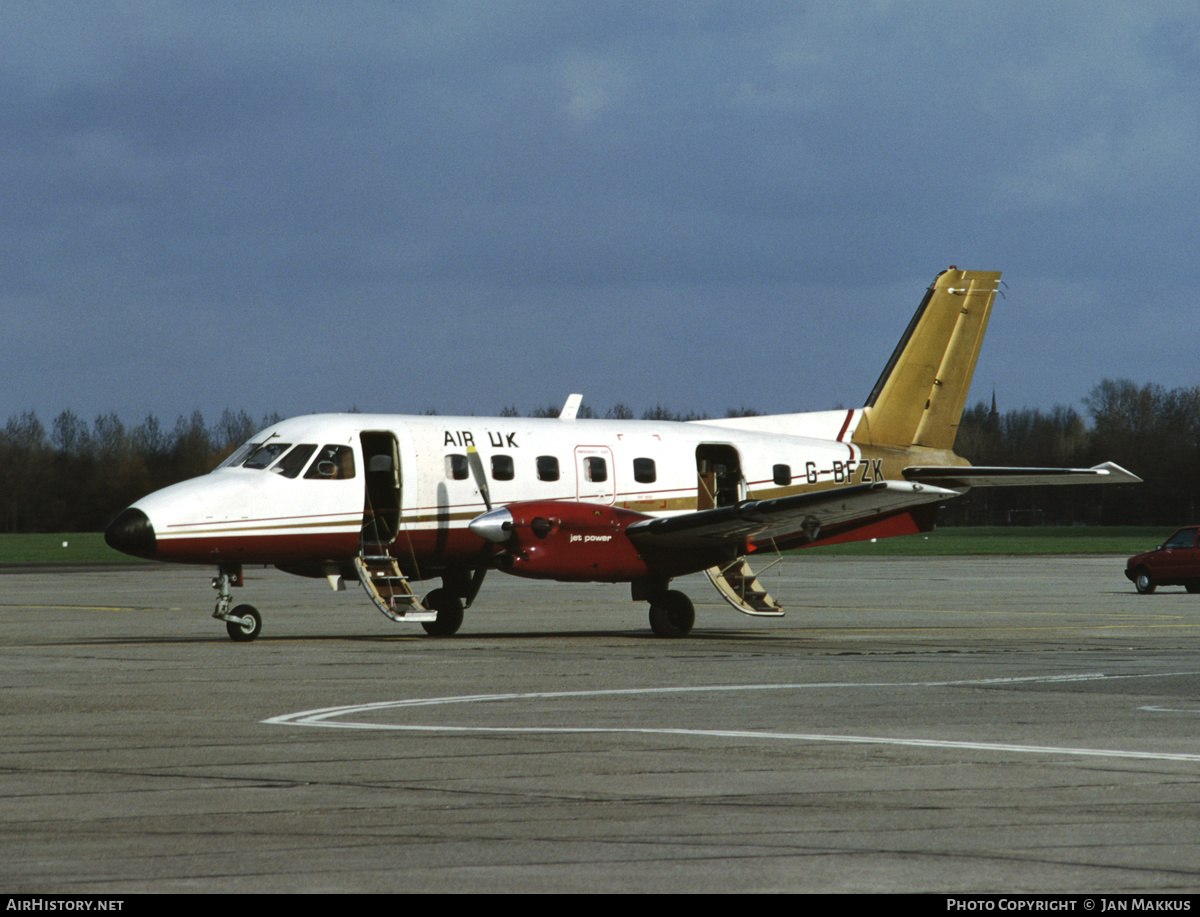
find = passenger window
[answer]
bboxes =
[633,458,656,484]
[773,464,792,486]
[243,442,291,470]
[304,445,356,480]
[537,455,560,482]
[445,454,469,480]
[492,455,514,481]
[585,456,607,482]
[273,444,318,479]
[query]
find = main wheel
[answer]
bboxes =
[421,588,464,636]
[226,604,262,642]
[1134,570,1156,595]
[648,590,695,638]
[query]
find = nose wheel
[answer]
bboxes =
[225,604,262,642]
[212,564,262,642]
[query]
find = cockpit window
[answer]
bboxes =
[217,440,261,469]
[243,442,292,470]
[304,445,356,480]
[272,444,318,479]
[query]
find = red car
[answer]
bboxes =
[1125,526,1200,594]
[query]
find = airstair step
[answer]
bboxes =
[704,557,784,618]
[353,551,427,623]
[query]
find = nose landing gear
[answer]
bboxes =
[212,564,262,642]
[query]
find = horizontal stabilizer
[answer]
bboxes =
[903,462,1142,490]
[627,480,958,549]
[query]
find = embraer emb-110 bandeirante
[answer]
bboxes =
[105,268,1139,641]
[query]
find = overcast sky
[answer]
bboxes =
[3,1,1197,428]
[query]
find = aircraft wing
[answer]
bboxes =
[902,461,1141,490]
[626,480,958,549]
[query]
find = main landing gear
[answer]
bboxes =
[212,565,262,642]
[419,588,465,637]
[634,577,697,638]
[647,590,695,638]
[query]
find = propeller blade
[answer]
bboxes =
[464,446,497,608]
[464,560,488,609]
[466,445,492,512]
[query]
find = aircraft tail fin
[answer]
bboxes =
[853,267,1001,451]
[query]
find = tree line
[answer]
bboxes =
[0,403,734,533]
[0,409,278,533]
[947,379,1197,527]
[0,380,1190,533]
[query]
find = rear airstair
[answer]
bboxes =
[705,555,784,617]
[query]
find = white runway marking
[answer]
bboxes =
[265,672,1200,764]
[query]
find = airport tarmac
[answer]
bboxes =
[3,555,1200,893]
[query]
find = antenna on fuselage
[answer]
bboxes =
[559,393,583,421]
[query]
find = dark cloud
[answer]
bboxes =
[2,2,1198,425]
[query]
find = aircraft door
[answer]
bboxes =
[360,431,401,545]
[696,444,744,511]
[575,445,616,504]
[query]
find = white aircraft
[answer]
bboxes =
[105,268,1139,641]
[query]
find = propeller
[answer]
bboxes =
[463,446,495,607]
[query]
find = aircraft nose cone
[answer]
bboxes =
[105,508,157,559]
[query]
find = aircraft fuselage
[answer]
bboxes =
[108,408,937,580]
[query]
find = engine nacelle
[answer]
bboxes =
[471,500,655,582]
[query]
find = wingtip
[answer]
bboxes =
[1092,462,1143,484]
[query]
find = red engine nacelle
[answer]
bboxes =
[485,500,655,582]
